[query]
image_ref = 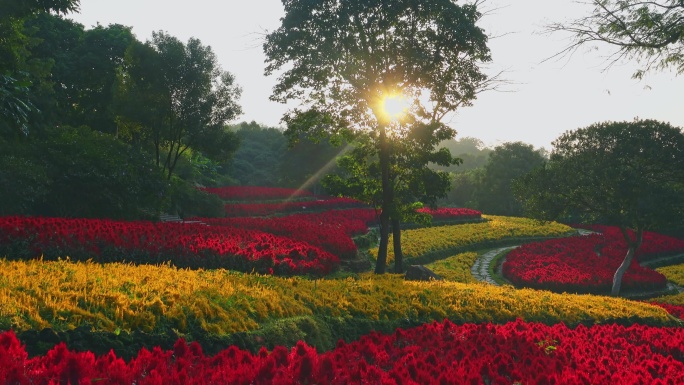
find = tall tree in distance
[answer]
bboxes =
[435,136,492,172]
[226,121,287,186]
[264,0,493,273]
[548,1,684,78]
[475,142,545,216]
[513,119,684,296]
[116,32,242,179]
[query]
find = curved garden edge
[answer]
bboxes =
[481,246,684,300]
[389,233,578,270]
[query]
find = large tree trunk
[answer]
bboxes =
[611,226,644,296]
[374,125,392,274]
[375,209,390,274]
[392,217,403,273]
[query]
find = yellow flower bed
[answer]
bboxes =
[657,264,684,286]
[425,252,479,283]
[369,215,574,262]
[654,264,684,305]
[0,259,309,334]
[0,258,672,335]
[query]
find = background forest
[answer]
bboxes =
[0,11,546,221]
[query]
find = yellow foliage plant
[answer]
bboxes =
[654,263,684,305]
[368,215,574,263]
[0,258,674,336]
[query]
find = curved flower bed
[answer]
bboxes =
[369,215,574,262]
[1,259,671,335]
[197,208,376,259]
[424,252,479,283]
[0,216,338,276]
[581,225,684,262]
[199,186,314,201]
[654,263,684,306]
[224,197,367,217]
[650,303,684,320]
[502,229,678,294]
[2,319,682,384]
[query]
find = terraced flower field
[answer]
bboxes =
[0,187,682,383]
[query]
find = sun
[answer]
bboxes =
[381,93,408,122]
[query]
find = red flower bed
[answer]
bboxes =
[650,302,684,320]
[199,186,314,201]
[416,207,482,220]
[0,216,338,276]
[197,208,376,260]
[577,225,684,262]
[2,319,683,384]
[224,197,367,217]
[502,228,678,294]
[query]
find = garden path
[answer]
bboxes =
[470,246,518,285]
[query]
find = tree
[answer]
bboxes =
[226,121,287,186]
[441,169,481,207]
[513,119,684,296]
[264,0,492,273]
[19,13,83,133]
[0,73,35,136]
[324,123,456,272]
[548,0,684,78]
[435,136,492,172]
[0,0,80,135]
[475,142,545,216]
[25,14,135,134]
[116,32,242,179]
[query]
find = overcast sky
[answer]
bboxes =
[70,0,684,150]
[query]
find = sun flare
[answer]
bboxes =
[381,94,408,122]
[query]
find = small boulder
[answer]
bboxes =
[404,265,443,281]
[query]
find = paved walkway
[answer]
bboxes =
[470,246,518,285]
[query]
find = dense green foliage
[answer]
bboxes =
[474,142,545,216]
[0,10,243,218]
[0,126,166,219]
[227,122,287,186]
[0,0,80,135]
[434,137,492,172]
[225,121,346,191]
[437,141,545,217]
[25,14,134,135]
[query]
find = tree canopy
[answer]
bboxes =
[0,125,166,219]
[0,0,81,135]
[548,0,684,78]
[0,10,243,219]
[514,119,684,295]
[116,31,242,179]
[264,0,492,273]
[475,142,545,216]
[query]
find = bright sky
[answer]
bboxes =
[70,0,684,150]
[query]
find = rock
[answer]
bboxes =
[404,265,443,281]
